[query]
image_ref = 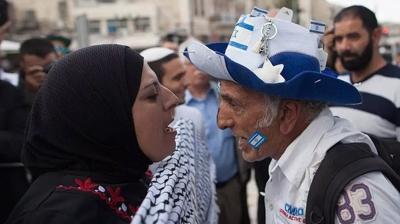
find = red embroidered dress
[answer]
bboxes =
[57,178,141,222]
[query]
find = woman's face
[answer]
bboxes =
[133,63,179,162]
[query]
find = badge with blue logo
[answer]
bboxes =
[247,131,267,150]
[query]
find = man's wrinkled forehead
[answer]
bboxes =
[219,80,242,92]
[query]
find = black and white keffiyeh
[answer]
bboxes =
[131,119,218,224]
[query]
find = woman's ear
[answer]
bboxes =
[278,101,302,135]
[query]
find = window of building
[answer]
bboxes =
[107,18,128,34]
[194,0,204,16]
[97,0,116,3]
[58,1,68,21]
[88,20,101,34]
[21,10,39,30]
[133,17,150,32]
[75,0,96,7]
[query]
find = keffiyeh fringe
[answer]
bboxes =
[131,119,218,224]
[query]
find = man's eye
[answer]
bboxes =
[229,101,240,109]
[334,37,342,43]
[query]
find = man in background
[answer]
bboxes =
[18,38,57,108]
[46,34,71,59]
[330,5,400,141]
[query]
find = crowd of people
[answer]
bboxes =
[1,3,400,224]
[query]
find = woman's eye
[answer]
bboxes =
[147,94,158,101]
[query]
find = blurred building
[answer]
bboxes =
[11,0,235,49]
[298,0,340,26]
[9,0,345,50]
[379,23,400,63]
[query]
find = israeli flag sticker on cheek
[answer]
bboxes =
[247,131,268,150]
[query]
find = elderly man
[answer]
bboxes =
[185,7,400,224]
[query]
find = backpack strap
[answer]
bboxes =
[368,134,400,174]
[306,142,400,224]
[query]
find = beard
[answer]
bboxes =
[338,38,373,72]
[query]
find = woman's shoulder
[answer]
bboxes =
[6,173,142,224]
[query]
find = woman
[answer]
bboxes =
[5,44,179,223]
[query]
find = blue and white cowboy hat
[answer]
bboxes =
[184,7,361,105]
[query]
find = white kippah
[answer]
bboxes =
[140,47,175,62]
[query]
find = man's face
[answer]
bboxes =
[334,17,374,71]
[184,62,210,87]
[160,58,187,102]
[217,80,282,162]
[51,40,69,58]
[21,52,57,92]
[396,55,400,65]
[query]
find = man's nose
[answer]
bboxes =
[182,76,189,89]
[217,107,234,130]
[338,38,352,51]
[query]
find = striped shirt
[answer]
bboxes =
[330,64,400,141]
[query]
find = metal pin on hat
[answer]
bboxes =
[259,19,278,56]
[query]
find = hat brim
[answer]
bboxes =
[47,35,71,47]
[185,42,361,105]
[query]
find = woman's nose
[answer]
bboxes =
[162,86,180,110]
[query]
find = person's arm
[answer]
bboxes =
[334,172,400,224]
[322,27,337,70]
[0,21,11,43]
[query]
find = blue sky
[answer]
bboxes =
[327,0,400,23]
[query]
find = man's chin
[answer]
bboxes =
[241,149,268,162]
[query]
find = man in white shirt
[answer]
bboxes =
[184,6,400,224]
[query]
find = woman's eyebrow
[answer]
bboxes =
[142,81,159,90]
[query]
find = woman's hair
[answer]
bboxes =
[23,44,151,181]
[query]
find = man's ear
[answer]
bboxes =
[278,101,302,135]
[372,27,382,46]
